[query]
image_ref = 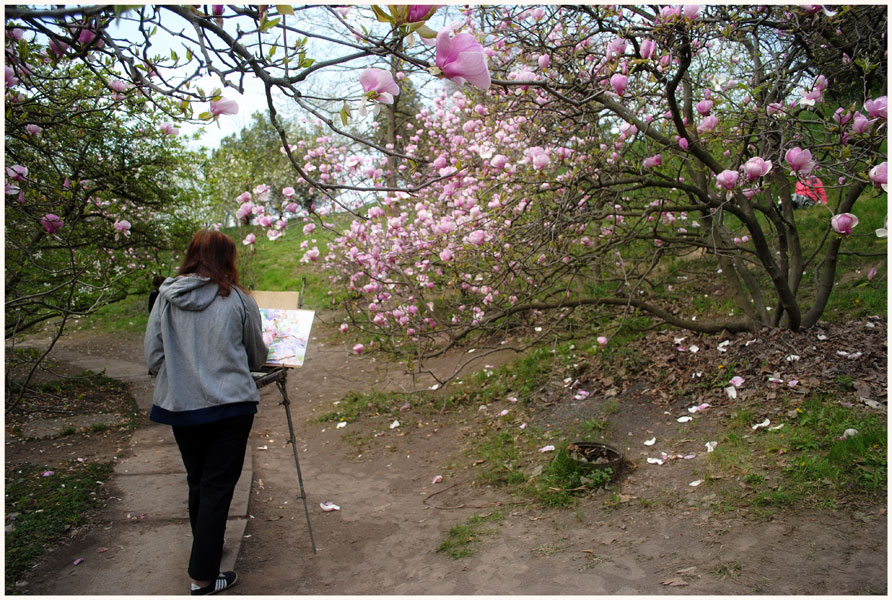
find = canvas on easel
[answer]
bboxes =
[248,291,315,368]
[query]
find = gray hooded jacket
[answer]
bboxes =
[144,275,268,423]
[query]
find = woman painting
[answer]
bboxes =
[145,230,268,595]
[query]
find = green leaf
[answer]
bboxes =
[371,5,393,23]
[260,16,281,32]
[198,111,214,121]
[186,47,192,62]
[269,45,276,58]
[276,5,294,16]
[301,57,315,68]
[170,49,178,62]
[340,105,350,126]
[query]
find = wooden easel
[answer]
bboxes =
[250,279,317,554]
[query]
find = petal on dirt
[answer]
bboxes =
[644,437,656,446]
[717,340,731,352]
[646,457,664,465]
[673,336,686,345]
[429,383,440,390]
[752,418,771,430]
[729,376,745,387]
[769,424,784,431]
[507,396,518,403]
[724,385,738,400]
[498,409,509,417]
[320,502,340,512]
[389,420,400,429]
[677,416,693,423]
[73,558,84,566]
[767,377,784,384]
[684,454,697,459]
[538,445,555,452]
[41,471,54,477]
[432,475,443,484]
[689,345,700,353]
[787,379,799,387]
[705,441,717,452]
[520,423,527,429]
[256,445,269,450]
[785,354,800,362]
[688,403,711,413]
[817,334,828,341]
[689,480,703,487]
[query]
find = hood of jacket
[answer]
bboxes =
[159,275,220,311]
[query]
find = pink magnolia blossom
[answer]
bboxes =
[832,107,852,126]
[212,5,224,16]
[537,54,550,69]
[359,68,400,105]
[850,112,872,134]
[210,97,239,116]
[40,213,64,233]
[597,336,608,347]
[49,38,68,57]
[468,230,486,246]
[352,343,365,354]
[109,79,131,93]
[303,223,316,235]
[77,28,97,45]
[864,96,887,120]
[678,137,689,151]
[606,37,627,60]
[610,73,628,95]
[784,147,815,174]
[695,99,713,116]
[159,122,179,136]
[490,154,509,169]
[868,161,887,189]
[698,115,718,133]
[715,170,739,190]
[236,191,252,204]
[435,30,491,90]
[743,157,772,180]
[407,5,438,22]
[25,124,42,136]
[439,248,453,262]
[113,219,131,235]
[766,103,784,116]
[639,39,657,60]
[242,233,256,245]
[830,213,859,235]
[282,186,295,198]
[684,5,701,19]
[642,154,662,169]
[5,65,18,87]
[7,165,27,181]
[285,202,299,213]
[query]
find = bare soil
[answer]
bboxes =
[6,317,887,594]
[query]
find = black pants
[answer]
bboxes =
[172,414,254,581]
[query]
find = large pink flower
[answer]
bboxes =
[40,213,64,234]
[406,5,438,22]
[639,39,657,60]
[359,68,400,104]
[830,213,859,236]
[610,73,628,96]
[869,161,887,190]
[743,157,772,180]
[210,97,239,116]
[715,169,739,190]
[784,147,814,174]
[864,96,887,120]
[435,30,491,90]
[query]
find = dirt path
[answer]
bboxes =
[23,321,889,595]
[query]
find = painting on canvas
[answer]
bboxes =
[259,308,315,368]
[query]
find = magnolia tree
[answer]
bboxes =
[5,17,205,406]
[241,5,888,380]
[7,5,887,384]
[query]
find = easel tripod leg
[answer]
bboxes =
[276,377,318,554]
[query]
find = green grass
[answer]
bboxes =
[435,511,506,559]
[704,394,886,512]
[313,389,402,423]
[532,448,614,508]
[5,463,113,592]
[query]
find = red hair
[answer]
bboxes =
[178,230,240,297]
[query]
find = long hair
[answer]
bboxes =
[178,230,240,297]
